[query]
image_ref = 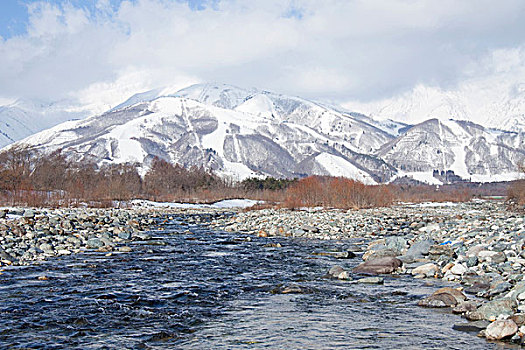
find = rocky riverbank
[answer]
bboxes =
[210,200,525,345]
[2,200,525,345]
[0,206,226,267]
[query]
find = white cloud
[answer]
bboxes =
[0,0,524,112]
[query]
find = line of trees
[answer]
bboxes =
[0,146,232,206]
[0,145,522,209]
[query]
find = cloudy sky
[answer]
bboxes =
[0,0,524,112]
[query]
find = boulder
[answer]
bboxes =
[428,244,455,259]
[464,281,491,295]
[385,236,407,255]
[87,238,104,249]
[452,320,490,332]
[418,287,466,308]
[353,257,402,275]
[23,209,35,219]
[411,263,439,278]
[405,239,434,257]
[357,276,384,284]
[271,284,313,294]
[0,247,15,261]
[362,249,398,261]
[452,301,478,314]
[505,281,525,302]
[327,265,351,280]
[334,251,356,259]
[511,314,525,326]
[484,319,518,340]
[450,263,467,275]
[466,245,486,257]
[118,231,132,240]
[466,299,517,321]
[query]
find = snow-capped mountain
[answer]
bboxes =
[16,84,401,183]
[0,99,88,148]
[346,83,525,134]
[378,119,525,183]
[6,83,525,184]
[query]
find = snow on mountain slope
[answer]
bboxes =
[15,92,394,182]
[174,83,257,109]
[7,83,524,184]
[345,82,525,134]
[378,118,525,180]
[0,99,87,148]
[312,153,376,185]
[181,83,396,153]
[234,94,276,118]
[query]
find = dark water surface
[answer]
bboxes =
[0,214,513,349]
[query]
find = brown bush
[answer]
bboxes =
[508,180,525,205]
[508,162,525,206]
[283,176,393,209]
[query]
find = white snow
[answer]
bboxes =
[440,119,470,178]
[408,202,460,208]
[130,198,261,209]
[217,160,259,181]
[9,83,523,184]
[15,120,80,148]
[470,172,521,183]
[395,171,443,185]
[314,153,376,185]
[211,199,261,208]
[344,79,525,134]
[234,94,275,118]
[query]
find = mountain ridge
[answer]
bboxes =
[4,83,525,184]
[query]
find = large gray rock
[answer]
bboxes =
[357,276,384,284]
[86,238,104,249]
[327,265,351,280]
[484,319,518,340]
[385,236,407,255]
[406,239,434,257]
[353,257,402,275]
[505,281,525,302]
[0,247,15,261]
[363,249,398,261]
[411,263,439,277]
[467,299,517,321]
[418,287,466,308]
[452,320,490,332]
[39,243,54,253]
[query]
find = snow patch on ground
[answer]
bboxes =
[211,199,261,208]
[130,198,261,209]
[407,202,460,208]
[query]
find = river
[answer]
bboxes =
[0,213,513,349]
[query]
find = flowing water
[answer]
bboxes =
[0,214,514,349]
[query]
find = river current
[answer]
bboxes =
[0,214,513,349]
